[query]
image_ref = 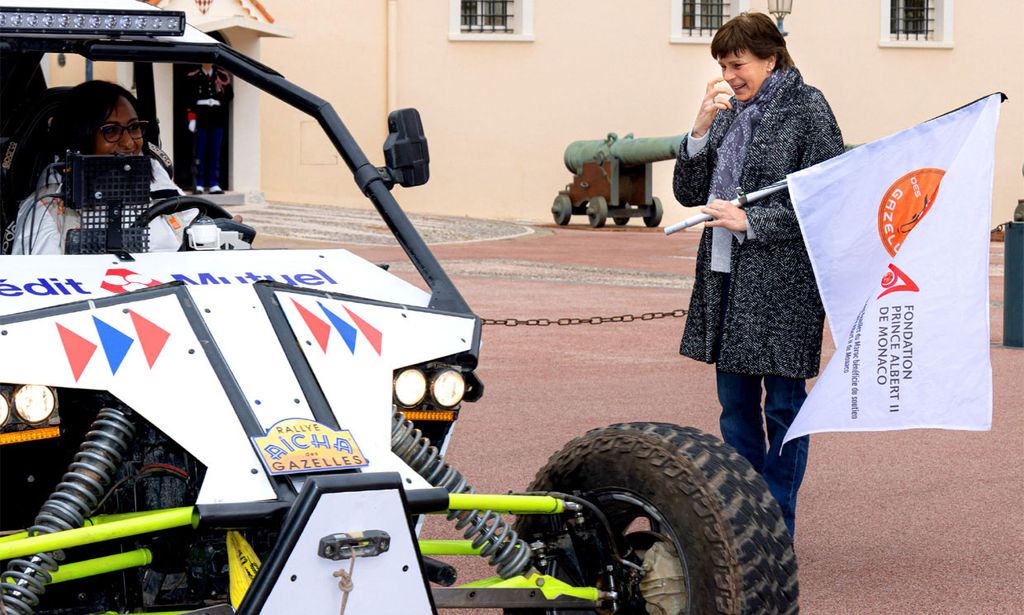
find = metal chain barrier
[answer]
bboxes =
[488,223,1006,329]
[482,308,687,327]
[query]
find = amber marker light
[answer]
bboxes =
[0,426,60,446]
[403,410,457,422]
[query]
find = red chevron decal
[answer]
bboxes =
[344,306,382,356]
[57,324,97,382]
[128,310,170,368]
[293,298,331,352]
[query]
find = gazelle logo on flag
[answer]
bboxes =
[877,168,945,256]
[872,168,947,299]
[783,94,1001,444]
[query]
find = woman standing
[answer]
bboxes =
[673,12,843,536]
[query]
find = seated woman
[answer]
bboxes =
[12,80,199,255]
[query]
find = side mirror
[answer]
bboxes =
[382,108,429,188]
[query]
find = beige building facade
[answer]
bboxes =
[44,1,1024,226]
[255,0,1024,227]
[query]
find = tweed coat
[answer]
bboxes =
[673,68,843,379]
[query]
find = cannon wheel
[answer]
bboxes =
[644,197,664,228]
[613,208,630,226]
[587,196,608,228]
[552,194,572,226]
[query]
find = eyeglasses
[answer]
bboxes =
[97,120,149,143]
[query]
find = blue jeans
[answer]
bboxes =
[195,125,224,188]
[716,370,809,537]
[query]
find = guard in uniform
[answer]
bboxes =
[186,63,232,194]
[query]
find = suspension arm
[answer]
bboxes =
[0,507,196,561]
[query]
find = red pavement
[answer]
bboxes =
[271,223,1023,614]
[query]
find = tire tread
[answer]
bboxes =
[526,422,798,615]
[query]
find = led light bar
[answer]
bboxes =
[0,8,185,37]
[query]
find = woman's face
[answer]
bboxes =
[718,49,776,102]
[93,96,143,156]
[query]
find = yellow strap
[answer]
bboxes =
[227,530,262,610]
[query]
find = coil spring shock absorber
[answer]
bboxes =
[0,407,136,615]
[391,411,532,579]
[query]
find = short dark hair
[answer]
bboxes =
[50,80,143,155]
[710,12,795,71]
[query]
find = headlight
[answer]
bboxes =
[431,369,465,408]
[394,369,427,407]
[13,385,56,424]
[0,393,9,426]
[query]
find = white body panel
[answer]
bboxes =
[0,251,429,316]
[0,250,471,501]
[0,293,276,503]
[261,489,433,614]
[278,290,475,489]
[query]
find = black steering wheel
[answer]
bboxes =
[132,195,233,228]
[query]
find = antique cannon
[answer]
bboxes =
[553,132,684,228]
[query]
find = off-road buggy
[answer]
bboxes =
[0,2,797,613]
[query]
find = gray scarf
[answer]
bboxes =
[709,69,787,272]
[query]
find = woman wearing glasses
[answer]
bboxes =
[12,80,193,254]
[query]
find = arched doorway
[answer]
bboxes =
[171,31,231,193]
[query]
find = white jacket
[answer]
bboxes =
[12,159,197,255]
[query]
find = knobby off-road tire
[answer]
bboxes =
[513,422,797,615]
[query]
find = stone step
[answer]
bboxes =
[195,191,246,206]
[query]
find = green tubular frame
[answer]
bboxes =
[0,507,196,561]
[420,494,602,603]
[460,573,600,602]
[418,542,602,603]
[418,539,483,556]
[0,495,590,608]
[0,510,160,544]
[444,493,564,514]
[46,548,153,584]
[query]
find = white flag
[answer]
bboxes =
[784,94,1001,443]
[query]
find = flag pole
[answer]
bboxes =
[664,179,789,235]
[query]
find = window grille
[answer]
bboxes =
[461,0,515,34]
[681,0,730,37]
[890,0,934,40]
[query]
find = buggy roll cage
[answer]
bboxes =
[0,36,473,319]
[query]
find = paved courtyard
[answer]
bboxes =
[253,204,1022,614]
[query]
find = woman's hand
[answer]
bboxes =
[700,199,748,232]
[692,77,734,138]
